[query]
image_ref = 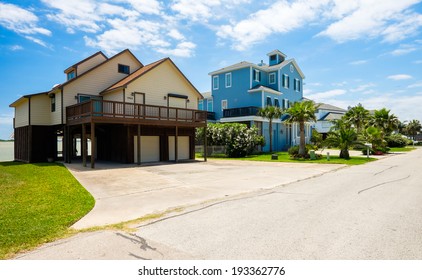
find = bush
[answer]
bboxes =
[288,145,309,158]
[204,123,264,157]
[386,134,408,148]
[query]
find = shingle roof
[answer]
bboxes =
[317,103,347,112]
[318,112,344,121]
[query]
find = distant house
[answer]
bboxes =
[9,49,206,167]
[205,50,310,151]
[313,102,347,137]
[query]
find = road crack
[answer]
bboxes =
[358,175,411,194]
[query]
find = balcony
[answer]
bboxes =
[223,106,260,118]
[207,111,216,120]
[66,100,207,127]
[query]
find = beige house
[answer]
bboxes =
[10,49,206,167]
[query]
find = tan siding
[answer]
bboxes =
[30,94,51,125]
[51,90,62,125]
[62,52,142,122]
[103,90,124,102]
[125,60,199,109]
[14,101,29,128]
[77,53,107,76]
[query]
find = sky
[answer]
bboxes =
[0,0,421,139]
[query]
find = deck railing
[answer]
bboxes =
[66,100,207,126]
[223,106,260,118]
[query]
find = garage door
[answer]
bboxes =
[168,136,190,161]
[134,136,160,163]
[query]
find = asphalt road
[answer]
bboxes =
[136,148,422,259]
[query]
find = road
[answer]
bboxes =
[136,149,422,259]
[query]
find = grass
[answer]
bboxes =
[388,146,416,152]
[196,152,377,165]
[0,162,95,259]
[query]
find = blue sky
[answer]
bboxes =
[0,0,421,139]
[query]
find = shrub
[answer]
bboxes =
[386,134,408,148]
[204,123,264,157]
[288,145,309,158]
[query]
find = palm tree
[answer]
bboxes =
[344,103,370,133]
[406,119,422,140]
[370,108,399,136]
[325,123,361,159]
[284,100,318,157]
[361,126,385,153]
[257,106,284,152]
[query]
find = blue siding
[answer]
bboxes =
[278,62,303,104]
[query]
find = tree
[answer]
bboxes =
[257,106,284,152]
[406,119,422,140]
[344,103,370,133]
[325,120,361,159]
[361,126,385,153]
[284,100,318,157]
[370,108,399,137]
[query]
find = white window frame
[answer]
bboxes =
[274,98,280,108]
[254,69,260,82]
[225,72,232,88]
[213,75,219,90]
[221,99,228,111]
[269,72,276,84]
[283,74,289,89]
[294,79,301,92]
[207,99,213,112]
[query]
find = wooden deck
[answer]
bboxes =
[66,100,207,127]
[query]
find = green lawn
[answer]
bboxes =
[196,152,377,165]
[388,146,416,152]
[0,162,95,259]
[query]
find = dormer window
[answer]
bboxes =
[118,64,130,74]
[270,55,276,61]
[67,70,75,81]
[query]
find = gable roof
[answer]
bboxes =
[51,49,144,92]
[64,51,107,73]
[101,57,203,99]
[267,49,287,58]
[317,103,347,112]
[318,112,345,121]
[248,85,283,95]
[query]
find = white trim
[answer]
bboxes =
[225,72,232,88]
[249,66,252,89]
[278,70,281,92]
[283,74,289,89]
[212,75,219,90]
[269,72,276,84]
[254,69,260,82]
[261,91,264,108]
[248,86,282,95]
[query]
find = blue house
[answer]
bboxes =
[206,50,311,151]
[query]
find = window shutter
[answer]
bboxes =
[294,79,297,91]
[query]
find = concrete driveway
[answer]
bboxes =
[67,159,344,229]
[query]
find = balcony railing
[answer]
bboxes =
[207,111,216,120]
[66,100,207,126]
[223,106,260,118]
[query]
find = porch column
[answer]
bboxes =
[63,126,68,163]
[82,123,86,167]
[137,124,141,165]
[175,126,178,163]
[91,122,95,169]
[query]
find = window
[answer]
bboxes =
[207,99,213,112]
[274,98,280,108]
[67,70,75,81]
[282,74,289,89]
[266,97,272,106]
[225,72,232,88]
[283,99,290,109]
[221,99,228,111]
[270,54,277,61]
[118,64,130,74]
[294,79,301,92]
[253,69,261,82]
[212,75,219,90]
[269,72,276,84]
[50,95,56,112]
[198,100,204,110]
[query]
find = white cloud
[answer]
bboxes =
[350,83,375,92]
[387,74,413,80]
[157,41,197,58]
[306,89,347,101]
[171,0,221,21]
[349,60,367,65]
[0,2,51,46]
[390,45,418,56]
[168,29,185,41]
[123,0,162,15]
[408,82,422,88]
[10,45,23,51]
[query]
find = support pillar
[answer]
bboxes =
[91,122,95,169]
[137,124,141,165]
[204,126,207,162]
[82,123,86,167]
[175,126,178,163]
